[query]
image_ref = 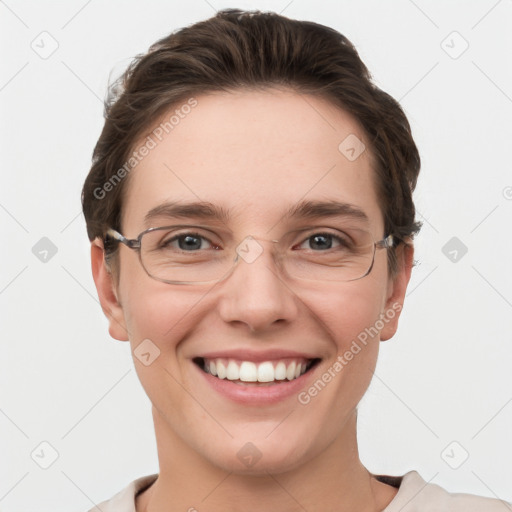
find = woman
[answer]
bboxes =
[82,9,509,511]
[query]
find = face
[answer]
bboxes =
[93,88,412,475]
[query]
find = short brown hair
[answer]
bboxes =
[82,8,421,277]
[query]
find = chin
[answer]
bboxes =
[203,433,316,476]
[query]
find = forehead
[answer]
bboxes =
[122,88,383,235]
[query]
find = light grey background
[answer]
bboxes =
[1,1,511,510]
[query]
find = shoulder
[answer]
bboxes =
[379,470,511,512]
[86,474,158,512]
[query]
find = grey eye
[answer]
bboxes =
[178,235,203,250]
[162,233,212,251]
[297,233,345,251]
[308,234,334,250]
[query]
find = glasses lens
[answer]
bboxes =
[140,227,233,284]
[139,226,378,284]
[282,228,376,282]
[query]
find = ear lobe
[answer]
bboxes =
[91,239,129,341]
[380,243,414,342]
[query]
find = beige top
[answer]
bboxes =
[88,471,510,512]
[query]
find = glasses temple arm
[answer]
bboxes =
[105,228,141,249]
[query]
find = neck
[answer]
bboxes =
[136,408,398,512]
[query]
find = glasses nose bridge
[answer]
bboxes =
[232,235,283,274]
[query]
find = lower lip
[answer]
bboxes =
[195,362,318,405]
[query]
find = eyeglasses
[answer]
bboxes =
[105,224,397,285]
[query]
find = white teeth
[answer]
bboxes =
[226,360,239,380]
[274,362,287,380]
[239,361,258,382]
[286,361,296,381]
[216,361,227,379]
[257,361,275,382]
[202,358,313,383]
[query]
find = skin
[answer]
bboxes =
[91,88,414,512]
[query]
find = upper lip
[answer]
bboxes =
[194,349,320,362]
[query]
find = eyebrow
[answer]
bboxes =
[144,201,232,225]
[285,199,369,223]
[144,199,369,226]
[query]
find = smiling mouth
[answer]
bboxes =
[193,357,321,385]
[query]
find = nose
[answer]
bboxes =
[216,237,299,333]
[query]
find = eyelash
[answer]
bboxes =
[164,232,219,250]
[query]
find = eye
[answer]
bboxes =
[297,232,347,251]
[163,232,216,251]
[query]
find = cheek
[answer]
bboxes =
[305,279,387,350]
[122,285,205,348]
[120,285,209,413]
[116,250,201,343]
[119,253,193,342]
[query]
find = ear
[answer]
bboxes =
[380,242,414,341]
[91,238,129,341]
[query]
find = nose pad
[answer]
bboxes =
[212,235,287,287]
[231,236,287,280]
